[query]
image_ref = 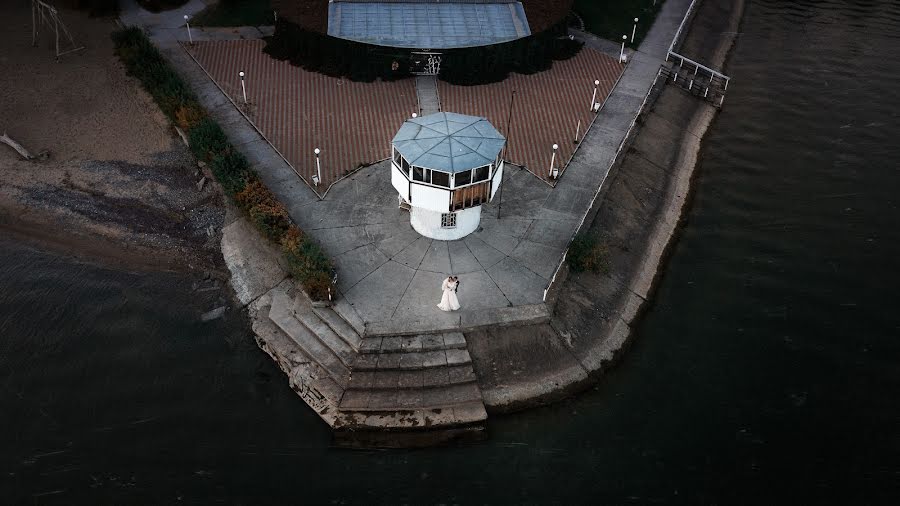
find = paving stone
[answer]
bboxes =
[420,334,444,350]
[462,236,506,269]
[364,389,399,410]
[447,364,477,384]
[373,371,400,389]
[397,370,424,389]
[381,336,403,352]
[398,352,424,370]
[339,390,370,409]
[447,239,483,274]
[445,348,471,366]
[400,335,423,352]
[376,353,402,369]
[358,337,382,353]
[422,367,450,387]
[395,389,424,409]
[442,332,466,347]
[420,350,448,368]
[353,354,378,370]
[349,371,375,389]
[393,236,432,267]
[419,240,451,274]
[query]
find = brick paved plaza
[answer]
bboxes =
[187,41,623,192]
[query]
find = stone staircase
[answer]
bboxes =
[252,281,487,431]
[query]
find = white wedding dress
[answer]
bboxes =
[436,278,460,311]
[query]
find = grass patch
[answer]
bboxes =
[573,0,666,47]
[192,0,274,27]
[567,234,610,274]
[112,26,334,300]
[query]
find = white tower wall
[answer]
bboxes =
[410,205,481,241]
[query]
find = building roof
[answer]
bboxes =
[392,112,505,173]
[327,0,531,49]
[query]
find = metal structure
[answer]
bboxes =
[664,0,731,106]
[32,0,84,59]
[410,51,443,76]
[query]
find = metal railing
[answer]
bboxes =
[543,72,666,303]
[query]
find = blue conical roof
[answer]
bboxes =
[392,112,505,173]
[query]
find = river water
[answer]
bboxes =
[2,0,899,503]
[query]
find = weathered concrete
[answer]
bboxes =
[122,0,743,436]
[466,0,745,412]
[220,217,288,305]
[415,75,441,115]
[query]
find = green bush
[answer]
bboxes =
[112,27,335,300]
[188,118,230,161]
[236,180,291,241]
[568,234,610,274]
[210,151,252,196]
[282,226,334,300]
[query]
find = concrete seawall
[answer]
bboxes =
[466,0,746,412]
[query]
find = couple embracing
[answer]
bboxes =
[437,276,460,312]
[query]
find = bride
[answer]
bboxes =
[436,276,460,312]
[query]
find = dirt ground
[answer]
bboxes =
[0,3,225,272]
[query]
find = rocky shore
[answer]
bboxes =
[0,4,227,275]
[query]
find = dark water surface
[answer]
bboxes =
[3,0,899,503]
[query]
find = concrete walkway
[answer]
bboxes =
[415,76,441,115]
[121,0,695,337]
[119,0,274,42]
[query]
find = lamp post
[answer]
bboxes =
[313,148,321,186]
[184,15,192,45]
[620,35,628,63]
[631,18,639,43]
[590,79,599,111]
[574,119,581,144]
[549,143,559,179]
[239,71,247,104]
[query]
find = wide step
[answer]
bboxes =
[313,306,363,350]
[339,382,483,412]
[347,364,477,390]
[358,332,467,354]
[269,290,351,387]
[334,401,487,430]
[351,347,471,372]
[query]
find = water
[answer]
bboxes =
[2,0,899,503]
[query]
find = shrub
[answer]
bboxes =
[188,118,229,161]
[568,234,610,273]
[236,180,291,241]
[174,104,207,130]
[112,27,335,301]
[210,151,251,196]
[282,225,334,300]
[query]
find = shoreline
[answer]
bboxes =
[468,0,747,413]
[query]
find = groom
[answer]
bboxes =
[452,276,459,293]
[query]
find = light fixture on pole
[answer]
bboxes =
[184,15,192,45]
[312,148,321,186]
[238,71,247,104]
[620,35,628,63]
[412,112,417,118]
[549,143,559,179]
[590,79,599,111]
[631,18,639,43]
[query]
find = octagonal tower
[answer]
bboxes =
[391,112,506,241]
